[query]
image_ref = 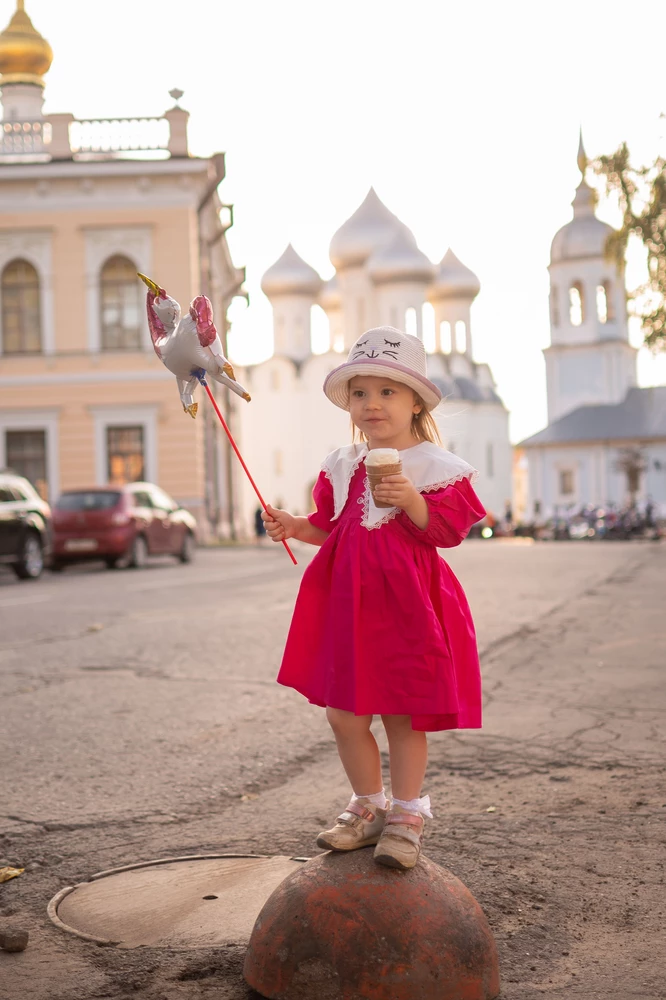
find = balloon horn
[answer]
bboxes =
[137,272,164,296]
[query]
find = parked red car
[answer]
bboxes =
[51,482,197,570]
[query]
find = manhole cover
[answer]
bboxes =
[48,854,305,949]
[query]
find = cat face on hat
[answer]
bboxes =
[350,328,405,364]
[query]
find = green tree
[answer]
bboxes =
[594,139,666,350]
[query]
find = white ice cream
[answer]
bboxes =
[365,448,400,467]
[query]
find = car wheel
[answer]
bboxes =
[179,531,195,564]
[13,531,44,580]
[128,534,148,569]
[105,556,120,569]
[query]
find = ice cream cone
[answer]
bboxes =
[367,462,402,508]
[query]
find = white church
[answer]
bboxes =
[236,188,512,528]
[520,140,666,515]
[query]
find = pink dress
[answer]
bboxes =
[277,444,486,732]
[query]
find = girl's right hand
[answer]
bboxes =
[262,505,296,542]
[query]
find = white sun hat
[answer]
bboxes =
[323,327,442,412]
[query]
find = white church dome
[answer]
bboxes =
[550,179,615,264]
[329,188,417,270]
[367,227,434,284]
[261,244,323,298]
[429,249,480,300]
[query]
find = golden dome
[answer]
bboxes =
[0,1,53,87]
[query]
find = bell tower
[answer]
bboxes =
[545,134,637,422]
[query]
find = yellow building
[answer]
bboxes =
[0,2,245,534]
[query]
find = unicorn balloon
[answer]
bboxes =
[138,273,250,417]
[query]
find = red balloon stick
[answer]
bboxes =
[201,380,298,566]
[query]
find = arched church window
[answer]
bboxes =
[310,303,329,355]
[596,285,608,323]
[455,320,467,353]
[550,286,560,327]
[439,321,452,354]
[568,283,584,326]
[598,280,615,322]
[405,307,417,337]
[332,331,345,353]
[1,259,41,354]
[100,255,142,350]
[422,303,436,353]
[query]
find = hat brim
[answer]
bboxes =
[323,360,442,412]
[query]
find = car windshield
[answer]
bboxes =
[56,491,122,511]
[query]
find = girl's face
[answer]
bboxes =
[349,375,422,450]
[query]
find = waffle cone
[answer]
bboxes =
[367,462,402,508]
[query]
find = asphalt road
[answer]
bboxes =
[0,538,664,1000]
[0,539,642,827]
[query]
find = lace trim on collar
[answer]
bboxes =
[358,468,479,530]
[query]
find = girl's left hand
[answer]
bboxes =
[373,474,420,510]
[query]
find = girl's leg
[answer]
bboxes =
[326,707,383,795]
[318,708,386,851]
[381,715,428,801]
[375,715,429,870]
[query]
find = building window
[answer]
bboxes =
[405,307,417,337]
[310,303,329,355]
[439,320,452,353]
[596,284,608,323]
[550,285,560,326]
[422,303,436,353]
[486,442,494,478]
[559,468,575,496]
[100,255,142,350]
[569,283,584,326]
[107,426,144,484]
[1,259,41,355]
[5,429,47,499]
[597,280,614,322]
[332,331,345,353]
[455,320,467,353]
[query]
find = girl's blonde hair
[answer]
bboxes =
[353,392,442,445]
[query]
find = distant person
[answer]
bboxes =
[262,327,485,870]
[254,506,266,543]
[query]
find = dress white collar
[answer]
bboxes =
[321,442,478,530]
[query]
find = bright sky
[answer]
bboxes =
[23,0,666,442]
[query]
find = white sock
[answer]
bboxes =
[392,794,433,819]
[352,789,388,810]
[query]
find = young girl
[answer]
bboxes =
[263,326,485,870]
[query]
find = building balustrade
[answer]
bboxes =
[0,106,189,162]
